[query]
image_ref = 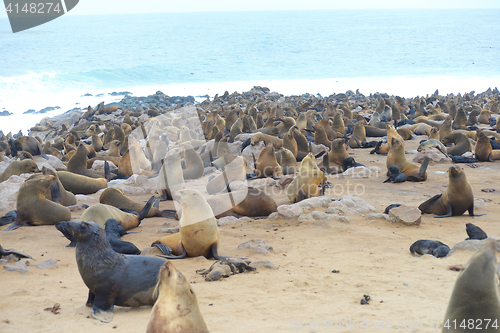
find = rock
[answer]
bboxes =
[109,91,132,96]
[297,213,313,223]
[32,259,58,269]
[277,204,303,219]
[268,212,279,220]
[334,215,351,223]
[339,195,378,215]
[91,160,117,172]
[0,110,13,116]
[237,239,274,254]
[326,201,356,215]
[474,198,488,211]
[365,213,391,221]
[342,166,382,178]
[241,141,265,167]
[67,204,87,212]
[217,216,240,226]
[389,205,421,226]
[412,147,450,164]
[3,260,29,274]
[247,178,276,188]
[278,175,295,189]
[311,211,329,220]
[33,155,66,171]
[450,238,500,253]
[249,260,277,270]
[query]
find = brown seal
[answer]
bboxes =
[418,165,483,217]
[28,167,77,206]
[313,124,333,147]
[442,241,500,331]
[6,175,71,230]
[255,144,282,178]
[286,153,326,203]
[0,159,39,183]
[251,133,283,148]
[80,198,153,231]
[441,132,471,156]
[181,143,204,179]
[99,188,163,218]
[324,138,349,173]
[57,171,107,195]
[152,189,225,259]
[475,131,500,161]
[10,136,49,160]
[146,261,209,333]
[54,221,166,323]
[276,147,298,175]
[67,143,108,179]
[386,136,428,181]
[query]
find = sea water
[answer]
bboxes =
[0,9,499,133]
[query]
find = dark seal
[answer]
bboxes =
[409,240,450,258]
[54,221,166,323]
[104,218,141,255]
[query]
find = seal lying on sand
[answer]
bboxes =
[409,240,449,258]
[55,221,166,323]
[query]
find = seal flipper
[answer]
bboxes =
[104,161,111,182]
[138,195,155,221]
[159,209,177,219]
[3,220,28,231]
[86,290,95,307]
[50,180,61,203]
[37,140,49,160]
[434,202,453,218]
[419,156,429,178]
[157,244,188,259]
[0,210,17,226]
[91,295,114,323]
[468,205,485,217]
[210,242,230,260]
[418,194,442,213]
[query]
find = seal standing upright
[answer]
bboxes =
[146,261,209,333]
[442,241,500,332]
[55,221,166,323]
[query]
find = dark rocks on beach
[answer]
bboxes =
[0,111,13,116]
[81,93,93,97]
[24,106,60,114]
[109,91,132,96]
[95,93,104,97]
[116,90,195,109]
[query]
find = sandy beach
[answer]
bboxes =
[1,120,499,333]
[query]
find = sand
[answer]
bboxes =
[1,136,499,333]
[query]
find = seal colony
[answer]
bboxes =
[0,86,500,331]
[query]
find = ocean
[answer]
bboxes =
[0,9,499,133]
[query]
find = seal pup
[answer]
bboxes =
[104,218,141,255]
[409,240,449,258]
[0,159,39,183]
[152,189,225,259]
[384,165,406,183]
[418,165,484,217]
[55,221,166,323]
[475,131,500,162]
[465,223,487,240]
[6,175,71,230]
[146,261,209,333]
[442,241,500,332]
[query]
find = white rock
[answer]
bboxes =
[296,196,332,210]
[33,155,66,171]
[339,195,378,215]
[91,160,117,172]
[297,213,313,223]
[365,213,390,221]
[237,239,273,255]
[311,211,329,220]
[217,216,240,226]
[474,198,488,211]
[277,204,303,218]
[268,212,279,220]
[248,178,276,188]
[326,201,356,215]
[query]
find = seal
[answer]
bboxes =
[348,121,366,148]
[9,136,49,160]
[475,131,500,162]
[384,165,406,183]
[0,243,33,260]
[157,148,185,200]
[441,132,471,156]
[6,175,71,230]
[276,147,298,175]
[54,221,166,323]
[206,156,247,194]
[442,241,500,332]
[57,171,107,195]
[386,136,428,181]
[67,143,109,179]
[29,166,77,206]
[409,240,450,258]
[326,138,349,173]
[465,223,487,240]
[286,153,326,203]
[182,143,204,179]
[152,189,225,259]
[255,144,282,178]
[104,218,141,255]
[250,133,283,148]
[0,159,39,183]
[418,165,484,217]
[80,198,154,231]
[146,261,209,333]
